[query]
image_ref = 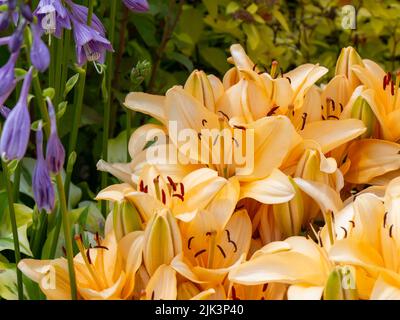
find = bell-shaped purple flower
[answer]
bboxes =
[34,0,71,38]
[20,4,34,22]
[45,98,65,174]
[0,52,18,97]
[0,105,11,119]
[123,0,149,12]
[0,67,32,161]
[30,23,50,72]
[70,15,113,66]
[32,122,55,213]
[0,12,10,31]
[8,22,25,53]
[66,0,106,36]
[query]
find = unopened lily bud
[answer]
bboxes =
[112,200,143,241]
[273,178,304,237]
[184,70,215,111]
[350,96,376,138]
[143,209,182,276]
[335,46,364,89]
[323,266,358,300]
[295,149,326,182]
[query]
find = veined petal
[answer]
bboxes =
[145,264,177,300]
[300,119,366,153]
[125,92,166,124]
[287,284,324,300]
[370,275,400,300]
[95,183,135,202]
[345,139,400,184]
[294,178,343,214]
[18,258,71,300]
[240,169,295,204]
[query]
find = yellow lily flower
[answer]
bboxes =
[97,165,240,225]
[18,231,143,300]
[170,209,252,285]
[328,177,400,299]
[352,59,400,141]
[228,236,333,300]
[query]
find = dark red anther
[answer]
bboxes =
[267,105,280,116]
[139,180,144,192]
[161,189,166,205]
[167,176,177,191]
[180,183,185,196]
[391,80,395,96]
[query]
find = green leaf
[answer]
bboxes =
[243,23,260,50]
[203,0,218,17]
[42,87,55,100]
[0,225,33,256]
[57,101,68,119]
[64,73,80,98]
[200,47,230,75]
[166,51,194,71]
[272,9,290,32]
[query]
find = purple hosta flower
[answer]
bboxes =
[0,0,18,28]
[0,52,18,96]
[45,98,65,174]
[66,0,106,36]
[30,23,50,72]
[0,106,11,119]
[20,4,34,22]
[8,22,25,53]
[34,0,71,38]
[70,15,113,66]
[0,36,10,46]
[0,68,32,161]
[123,0,149,12]
[0,11,10,31]
[33,121,55,213]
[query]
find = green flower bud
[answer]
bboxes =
[273,177,304,237]
[351,96,376,138]
[113,200,143,241]
[324,266,358,300]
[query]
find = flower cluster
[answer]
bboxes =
[19,44,400,300]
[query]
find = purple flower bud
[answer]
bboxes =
[0,12,10,31]
[0,105,11,119]
[34,0,71,38]
[45,98,65,174]
[66,0,106,36]
[0,36,11,46]
[8,0,17,11]
[70,15,113,66]
[0,52,18,97]
[32,121,55,213]
[20,4,34,22]
[30,23,50,72]
[123,0,149,12]
[8,23,25,53]
[0,68,33,161]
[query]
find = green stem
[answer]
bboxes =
[101,0,118,218]
[31,210,48,259]
[87,0,94,25]
[56,174,78,300]
[65,67,86,205]
[1,160,23,300]
[54,35,64,106]
[47,209,62,259]
[31,74,78,299]
[59,30,71,103]
[12,162,21,201]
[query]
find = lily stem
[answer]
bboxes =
[101,0,118,218]
[1,159,23,300]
